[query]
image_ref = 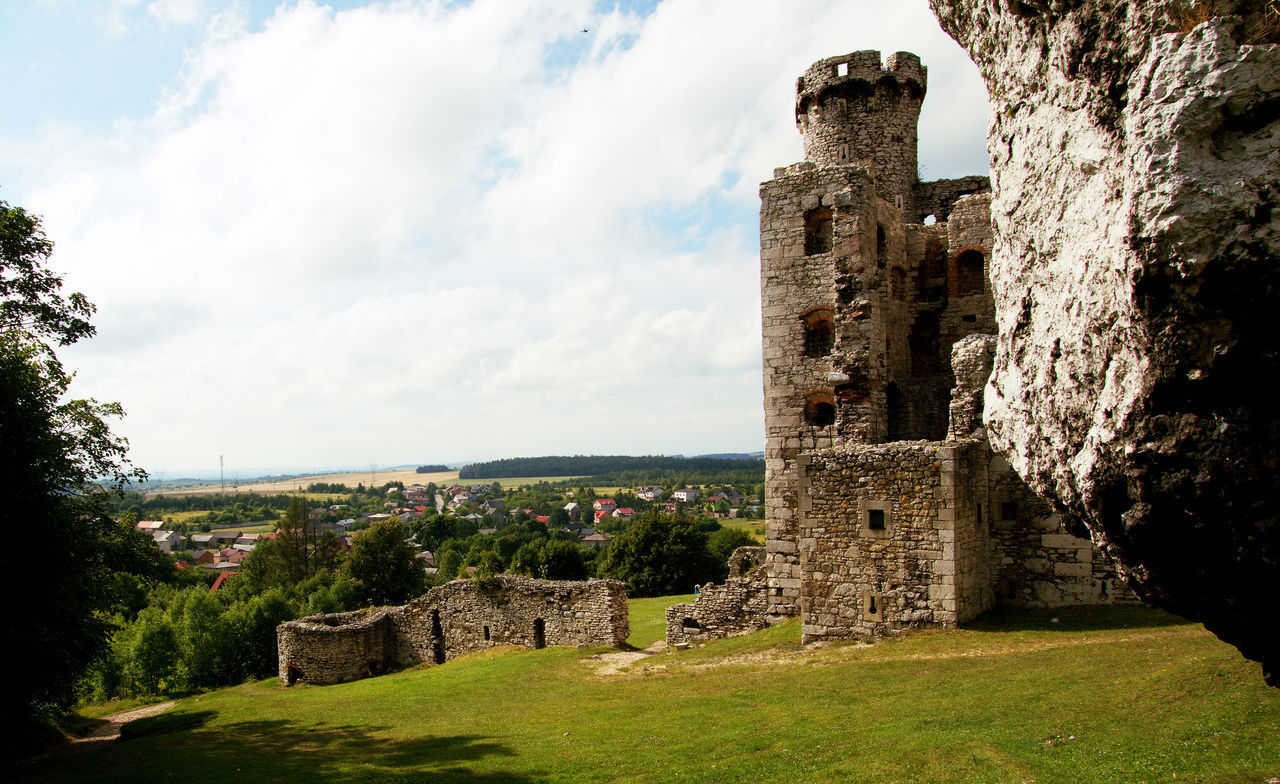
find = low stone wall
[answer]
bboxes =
[666,547,771,646]
[278,575,628,685]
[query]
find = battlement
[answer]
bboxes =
[795,50,926,125]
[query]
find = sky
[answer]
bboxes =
[0,0,990,478]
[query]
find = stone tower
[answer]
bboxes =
[796,50,925,217]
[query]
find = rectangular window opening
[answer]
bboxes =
[868,509,886,531]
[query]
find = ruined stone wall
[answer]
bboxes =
[666,547,770,646]
[912,175,991,223]
[276,608,400,686]
[396,576,629,666]
[278,576,628,685]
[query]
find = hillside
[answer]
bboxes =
[15,603,1280,784]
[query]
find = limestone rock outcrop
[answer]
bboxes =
[930,0,1280,683]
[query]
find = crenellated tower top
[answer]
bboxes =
[795,50,926,215]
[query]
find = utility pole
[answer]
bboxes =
[370,463,377,489]
[220,455,225,495]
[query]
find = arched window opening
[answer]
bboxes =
[801,307,835,357]
[923,213,938,226]
[954,249,985,296]
[804,390,837,427]
[804,208,833,256]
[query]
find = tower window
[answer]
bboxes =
[802,307,835,358]
[804,208,833,255]
[876,224,887,269]
[804,390,836,427]
[868,509,885,530]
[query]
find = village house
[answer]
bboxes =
[636,486,664,502]
[592,499,618,514]
[672,488,701,503]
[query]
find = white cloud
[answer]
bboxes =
[20,0,990,473]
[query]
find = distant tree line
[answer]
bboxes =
[416,464,450,473]
[459,455,765,481]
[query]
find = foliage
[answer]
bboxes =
[1,199,167,733]
[459,454,763,483]
[415,464,450,473]
[596,512,719,597]
[342,518,422,606]
[707,528,758,576]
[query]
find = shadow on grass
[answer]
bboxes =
[14,714,543,784]
[962,604,1189,634]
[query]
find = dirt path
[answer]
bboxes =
[64,701,176,752]
[586,640,667,676]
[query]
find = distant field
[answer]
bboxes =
[24,605,1280,783]
[154,469,459,497]
[720,518,766,542]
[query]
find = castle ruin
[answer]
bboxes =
[673,49,1134,648]
[277,575,628,685]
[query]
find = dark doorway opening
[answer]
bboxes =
[533,618,546,650]
[431,609,446,664]
[286,665,303,686]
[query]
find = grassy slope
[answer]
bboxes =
[16,606,1280,784]
[626,593,695,648]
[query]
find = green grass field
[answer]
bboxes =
[17,604,1280,784]
[625,593,695,648]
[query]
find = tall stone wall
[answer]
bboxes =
[277,576,628,685]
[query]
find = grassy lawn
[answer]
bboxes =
[718,518,766,542]
[16,606,1280,784]
[626,593,695,648]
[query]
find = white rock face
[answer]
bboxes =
[931,0,1280,684]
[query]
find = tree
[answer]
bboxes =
[342,518,422,606]
[596,512,719,597]
[2,199,166,734]
[708,528,758,578]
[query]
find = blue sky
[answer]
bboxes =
[0,0,989,477]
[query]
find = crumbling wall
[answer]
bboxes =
[276,608,400,686]
[912,175,991,223]
[278,576,628,685]
[666,547,770,646]
[930,0,1280,683]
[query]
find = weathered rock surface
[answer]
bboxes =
[930,0,1280,683]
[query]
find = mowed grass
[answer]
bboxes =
[17,606,1280,784]
[626,593,696,648]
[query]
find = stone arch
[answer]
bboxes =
[801,307,835,357]
[952,248,986,296]
[804,389,836,427]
